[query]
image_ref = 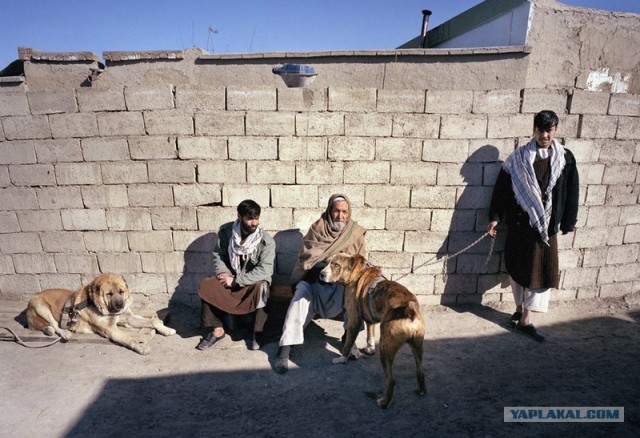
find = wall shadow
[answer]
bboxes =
[167,228,303,345]
[63,308,640,437]
[438,144,511,325]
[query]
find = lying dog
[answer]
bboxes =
[26,273,176,355]
[320,253,426,408]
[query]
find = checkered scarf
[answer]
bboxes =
[228,219,264,275]
[503,138,566,244]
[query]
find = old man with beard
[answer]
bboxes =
[274,194,367,374]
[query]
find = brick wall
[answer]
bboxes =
[1,84,639,308]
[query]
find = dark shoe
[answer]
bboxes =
[517,324,545,343]
[508,311,522,329]
[196,332,225,350]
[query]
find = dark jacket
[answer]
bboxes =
[489,148,579,238]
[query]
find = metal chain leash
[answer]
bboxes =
[394,231,496,282]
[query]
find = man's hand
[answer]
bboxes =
[487,220,499,237]
[216,273,235,287]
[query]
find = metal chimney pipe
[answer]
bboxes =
[420,9,432,48]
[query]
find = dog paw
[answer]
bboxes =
[348,345,362,360]
[55,329,73,341]
[414,387,427,396]
[376,398,389,409]
[133,343,151,355]
[332,356,348,365]
[159,327,176,336]
[363,345,375,355]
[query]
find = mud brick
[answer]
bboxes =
[173,184,221,207]
[345,113,392,137]
[364,185,410,207]
[195,112,244,136]
[328,88,376,112]
[328,137,374,161]
[54,253,99,274]
[0,233,43,254]
[472,90,521,114]
[198,161,246,184]
[144,110,194,135]
[227,86,276,111]
[127,184,174,207]
[81,137,129,161]
[175,85,225,111]
[125,85,174,111]
[0,140,37,164]
[178,137,226,160]
[296,113,344,136]
[386,208,432,231]
[296,161,343,185]
[569,90,610,114]
[39,231,85,252]
[50,113,99,138]
[271,185,317,208]
[609,93,640,116]
[77,88,126,112]
[148,161,195,183]
[16,210,62,231]
[106,209,152,231]
[279,136,326,161]
[377,89,425,113]
[2,115,50,140]
[412,186,457,209]
[246,112,295,136]
[344,161,389,183]
[83,231,129,252]
[222,185,270,207]
[392,114,439,138]
[521,88,568,114]
[487,114,530,138]
[128,231,173,252]
[391,162,437,185]
[0,91,29,116]
[229,137,277,160]
[28,89,77,114]
[425,90,473,114]
[580,115,618,139]
[423,139,470,162]
[441,115,487,139]
[375,138,422,161]
[101,162,147,184]
[277,88,327,111]
[35,139,82,163]
[365,230,404,251]
[97,112,145,136]
[130,136,177,160]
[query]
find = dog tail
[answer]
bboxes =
[390,300,422,322]
[407,301,422,321]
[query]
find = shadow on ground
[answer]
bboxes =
[61,304,639,437]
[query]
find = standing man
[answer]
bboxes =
[275,194,366,374]
[488,110,579,342]
[197,199,275,351]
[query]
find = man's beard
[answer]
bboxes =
[331,221,346,232]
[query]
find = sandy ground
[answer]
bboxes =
[1,292,639,438]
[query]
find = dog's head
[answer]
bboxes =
[85,274,132,316]
[319,253,366,284]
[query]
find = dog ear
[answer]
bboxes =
[345,254,363,282]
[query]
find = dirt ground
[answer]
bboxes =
[1,292,639,438]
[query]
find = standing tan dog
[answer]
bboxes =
[26,273,176,355]
[320,253,426,408]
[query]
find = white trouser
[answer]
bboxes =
[509,276,550,313]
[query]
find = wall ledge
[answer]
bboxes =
[197,45,532,61]
[103,50,185,63]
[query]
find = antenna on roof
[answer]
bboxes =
[207,26,219,52]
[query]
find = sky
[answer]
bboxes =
[1,0,640,69]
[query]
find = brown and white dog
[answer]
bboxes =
[320,253,426,408]
[26,273,176,355]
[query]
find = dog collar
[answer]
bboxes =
[60,298,89,329]
[367,275,386,323]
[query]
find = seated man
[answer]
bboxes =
[196,199,275,351]
[275,194,366,373]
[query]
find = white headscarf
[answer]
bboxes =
[228,219,264,274]
[502,138,566,244]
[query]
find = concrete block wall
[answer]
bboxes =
[1,84,639,309]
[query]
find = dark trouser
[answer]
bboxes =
[200,300,267,333]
